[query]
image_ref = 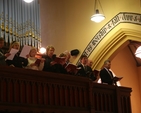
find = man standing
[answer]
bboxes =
[77,55,97,81]
[100,60,115,85]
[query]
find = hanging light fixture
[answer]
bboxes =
[23,0,34,3]
[91,0,105,23]
[135,46,141,58]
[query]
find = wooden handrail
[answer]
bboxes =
[0,66,132,113]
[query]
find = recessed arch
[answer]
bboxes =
[90,24,141,70]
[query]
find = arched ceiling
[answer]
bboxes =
[77,12,141,70]
[90,27,141,70]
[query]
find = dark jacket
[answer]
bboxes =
[43,55,67,74]
[0,49,7,66]
[77,64,97,81]
[6,52,28,68]
[42,55,53,72]
[99,68,114,85]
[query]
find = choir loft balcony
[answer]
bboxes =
[0,66,132,113]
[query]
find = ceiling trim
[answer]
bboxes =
[80,12,141,59]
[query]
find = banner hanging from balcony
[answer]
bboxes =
[0,0,41,49]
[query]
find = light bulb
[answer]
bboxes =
[23,0,34,3]
[91,14,105,23]
[39,47,46,54]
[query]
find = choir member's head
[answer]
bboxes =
[29,47,37,57]
[104,59,111,69]
[87,59,93,67]
[80,54,88,66]
[59,53,67,57]
[9,41,20,51]
[61,51,71,62]
[46,45,55,57]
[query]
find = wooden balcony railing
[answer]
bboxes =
[0,66,132,113]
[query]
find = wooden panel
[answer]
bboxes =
[0,66,132,113]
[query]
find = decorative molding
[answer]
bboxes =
[79,12,141,63]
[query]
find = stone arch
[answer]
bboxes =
[78,12,141,70]
[90,25,141,70]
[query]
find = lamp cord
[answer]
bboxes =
[94,0,97,12]
[140,0,141,12]
[98,0,105,14]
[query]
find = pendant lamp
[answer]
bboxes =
[23,0,34,3]
[91,0,105,23]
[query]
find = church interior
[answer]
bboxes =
[0,0,141,113]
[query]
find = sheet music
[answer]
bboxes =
[6,48,19,60]
[20,45,31,58]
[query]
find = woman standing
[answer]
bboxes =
[6,41,28,68]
